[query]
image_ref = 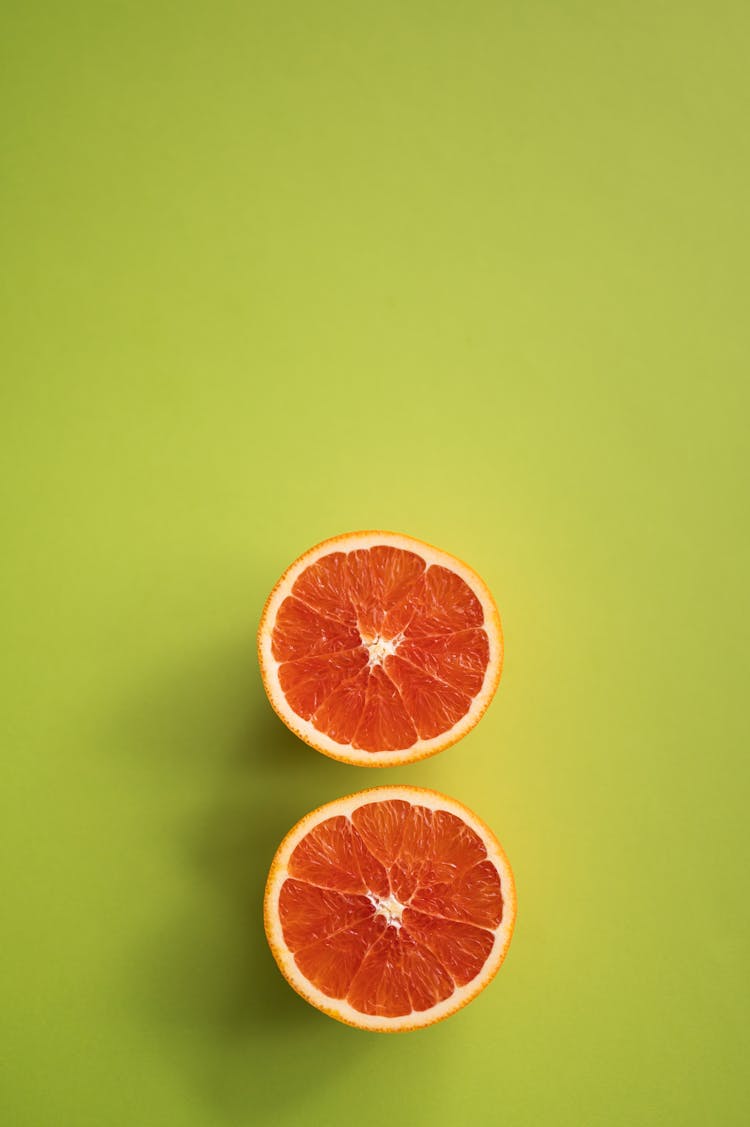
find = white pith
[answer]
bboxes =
[258,531,504,766]
[365,633,400,667]
[264,786,517,1032]
[366,891,405,929]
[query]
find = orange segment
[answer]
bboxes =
[404,564,485,636]
[345,546,425,637]
[287,814,390,897]
[271,597,360,661]
[397,628,490,695]
[410,860,504,929]
[290,552,358,625]
[258,532,503,766]
[311,667,371,746]
[397,931,455,1013]
[352,666,418,752]
[402,910,496,987]
[350,798,412,864]
[294,916,387,1000]
[264,787,516,1031]
[383,655,472,739]
[278,881,373,949]
[278,649,368,720]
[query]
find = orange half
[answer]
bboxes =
[257,531,503,765]
[264,787,517,1032]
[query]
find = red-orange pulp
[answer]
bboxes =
[271,546,491,752]
[278,798,504,1018]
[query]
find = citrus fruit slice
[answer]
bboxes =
[264,786,516,1031]
[258,531,503,765]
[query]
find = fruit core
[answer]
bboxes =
[363,631,401,667]
[366,890,405,929]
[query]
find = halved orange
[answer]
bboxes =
[264,786,516,1031]
[257,531,503,765]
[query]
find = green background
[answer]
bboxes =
[2,2,748,1124]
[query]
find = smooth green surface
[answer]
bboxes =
[2,3,749,1124]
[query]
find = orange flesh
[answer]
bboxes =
[278,799,504,1018]
[272,546,491,752]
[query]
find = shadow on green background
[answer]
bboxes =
[117,638,380,1117]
